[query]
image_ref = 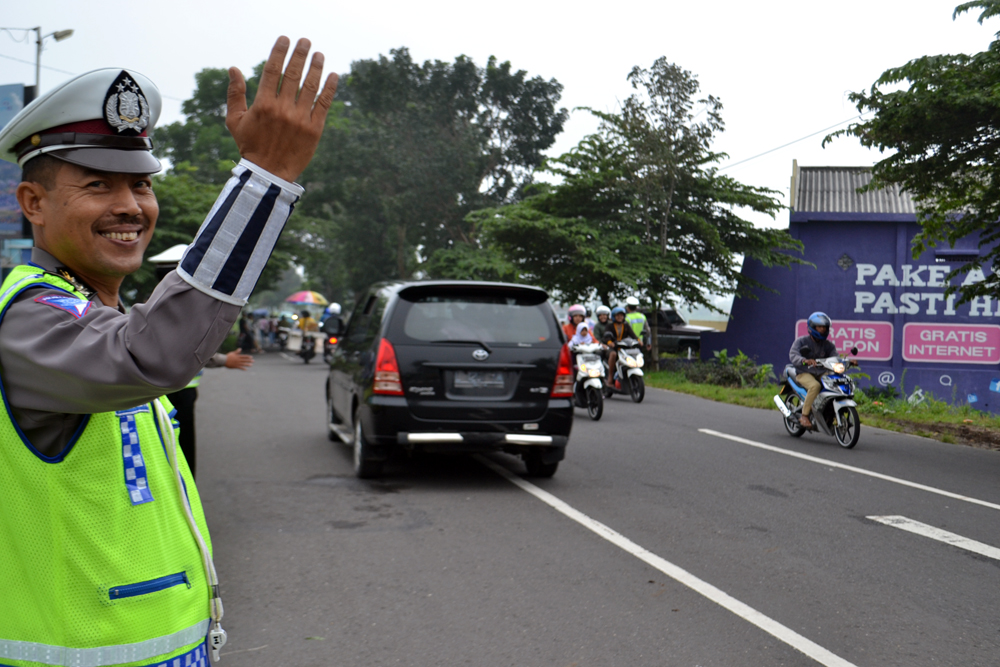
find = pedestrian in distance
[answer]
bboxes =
[0,36,337,665]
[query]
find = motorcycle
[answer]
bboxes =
[571,342,606,420]
[774,347,860,448]
[276,326,290,350]
[605,339,645,403]
[286,329,322,363]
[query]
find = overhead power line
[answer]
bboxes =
[718,112,872,172]
[0,51,186,102]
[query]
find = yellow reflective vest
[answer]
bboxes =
[0,266,212,667]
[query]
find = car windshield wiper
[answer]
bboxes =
[429,339,493,353]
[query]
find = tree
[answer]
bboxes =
[153,66,261,184]
[829,1,1000,303]
[297,49,568,292]
[465,58,803,317]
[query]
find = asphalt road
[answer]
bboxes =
[194,352,1000,666]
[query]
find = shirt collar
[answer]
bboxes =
[29,247,125,312]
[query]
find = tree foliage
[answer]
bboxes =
[297,49,568,293]
[462,58,803,310]
[830,1,1000,303]
[153,66,261,184]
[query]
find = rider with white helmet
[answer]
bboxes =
[624,296,652,350]
[593,305,611,341]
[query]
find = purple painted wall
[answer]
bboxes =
[703,216,1000,411]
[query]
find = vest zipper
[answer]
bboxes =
[109,571,190,600]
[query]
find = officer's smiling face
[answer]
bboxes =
[23,161,158,283]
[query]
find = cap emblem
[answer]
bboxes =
[104,71,150,135]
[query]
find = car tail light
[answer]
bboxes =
[328,336,338,345]
[374,338,404,395]
[551,344,574,397]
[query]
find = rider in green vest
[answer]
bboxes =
[624,296,652,350]
[0,38,337,666]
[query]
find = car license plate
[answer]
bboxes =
[453,371,505,389]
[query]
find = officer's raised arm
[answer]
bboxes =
[0,37,337,430]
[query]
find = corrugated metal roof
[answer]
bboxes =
[793,166,915,214]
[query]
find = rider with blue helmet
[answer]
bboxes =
[789,312,837,429]
[602,306,639,388]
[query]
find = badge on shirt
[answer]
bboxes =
[35,294,93,319]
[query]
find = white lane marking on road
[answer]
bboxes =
[868,515,1000,561]
[699,429,1000,512]
[476,455,858,667]
[280,353,297,363]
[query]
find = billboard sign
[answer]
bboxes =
[795,319,894,361]
[902,323,1000,364]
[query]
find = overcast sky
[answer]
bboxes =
[1,0,994,230]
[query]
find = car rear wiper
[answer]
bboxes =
[429,339,492,353]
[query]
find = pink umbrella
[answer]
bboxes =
[284,290,329,306]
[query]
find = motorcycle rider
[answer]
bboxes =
[624,296,652,351]
[602,306,639,388]
[592,305,611,342]
[789,312,837,429]
[563,304,587,340]
[299,309,319,332]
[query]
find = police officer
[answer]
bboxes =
[149,244,254,480]
[0,37,337,665]
[624,296,652,350]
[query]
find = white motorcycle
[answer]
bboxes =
[572,342,606,420]
[606,339,645,403]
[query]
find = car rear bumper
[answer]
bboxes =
[362,395,572,454]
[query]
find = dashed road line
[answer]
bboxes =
[477,455,858,667]
[699,429,1000,512]
[868,515,1000,561]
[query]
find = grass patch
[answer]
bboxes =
[645,370,775,410]
[645,369,1000,450]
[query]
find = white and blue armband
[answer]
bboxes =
[176,159,303,305]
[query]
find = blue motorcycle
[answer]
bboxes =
[775,348,860,449]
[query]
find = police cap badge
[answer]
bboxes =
[0,68,162,174]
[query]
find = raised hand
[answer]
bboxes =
[226,37,338,183]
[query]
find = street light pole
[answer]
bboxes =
[28,26,74,98]
[34,27,41,93]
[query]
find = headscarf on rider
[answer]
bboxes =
[569,322,597,346]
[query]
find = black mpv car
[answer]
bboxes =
[324,281,574,478]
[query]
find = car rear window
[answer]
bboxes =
[390,288,559,346]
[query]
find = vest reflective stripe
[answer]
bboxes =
[0,620,209,667]
[185,370,204,389]
[625,312,646,338]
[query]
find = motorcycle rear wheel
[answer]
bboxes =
[835,406,861,449]
[586,387,603,420]
[782,393,806,437]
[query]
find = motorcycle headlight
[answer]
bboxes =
[588,368,602,377]
[832,362,846,374]
[625,357,637,367]
[636,356,644,367]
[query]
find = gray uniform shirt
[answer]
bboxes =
[0,159,301,458]
[789,334,837,376]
